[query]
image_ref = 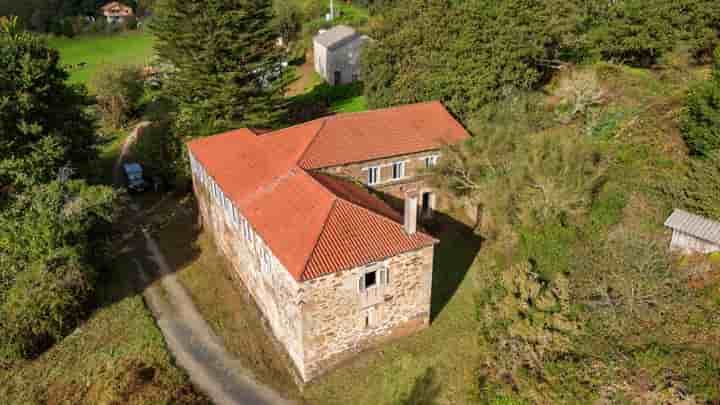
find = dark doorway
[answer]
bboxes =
[333,70,342,85]
[421,192,432,217]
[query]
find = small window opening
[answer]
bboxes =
[364,271,377,289]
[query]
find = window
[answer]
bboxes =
[367,166,380,185]
[261,247,272,273]
[243,219,252,242]
[365,271,377,288]
[424,155,438,168]
[392,161,405,180]
[358,268,388,292]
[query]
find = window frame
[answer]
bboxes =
[424,155,439,168]
[391,161,406,180]
[366,166,380,185]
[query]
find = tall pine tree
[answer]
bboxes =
[153,0,287,134]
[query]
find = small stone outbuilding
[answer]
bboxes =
[664,209,720,254]
[187,101,470,381]
[313,25,369,85]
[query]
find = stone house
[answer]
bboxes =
[313,25,369,85]
[101,2,134,24]
[665,209,720,254]
[187,101,470,381]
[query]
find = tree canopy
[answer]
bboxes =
[0,20,97,188]
[153,0,287,134]
[364,0,720,121]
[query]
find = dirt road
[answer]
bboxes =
[116,123,293,405]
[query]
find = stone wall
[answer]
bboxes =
[318,150,442,211]
[300,245,434,381]
[191,171,306,373]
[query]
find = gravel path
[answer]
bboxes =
[118,123,293,405]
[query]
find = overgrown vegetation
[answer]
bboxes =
[90,63,145,129]
[0,18,119,367]
[427,59,720,403]
[681,47,720,156]
[364,0,720,122]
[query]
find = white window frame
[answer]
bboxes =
[365,166,380,185]
[391,161,406,180]
[358,267,388,292]
[424,155,439,168]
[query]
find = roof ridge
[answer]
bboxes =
[299,198,339,281]
[297,117,329,168]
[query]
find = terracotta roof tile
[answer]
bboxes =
[298,101,469,169]
[187,102,467,282]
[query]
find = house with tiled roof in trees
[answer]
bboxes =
[100,2,133,24]
[187,101,470,381]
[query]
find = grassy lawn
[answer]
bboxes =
[331,94,368,113]
[48,32,155,84]
[288,81,369,122]
[0,243,208,405]
[154,195,483,404]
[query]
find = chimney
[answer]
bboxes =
[404,193,418,235]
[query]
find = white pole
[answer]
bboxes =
[330,0,335,20]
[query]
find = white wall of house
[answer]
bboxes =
[670,230,720,254]
[314,35,368,85]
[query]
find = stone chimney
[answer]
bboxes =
[404,193,418,235]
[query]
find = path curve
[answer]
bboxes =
[117,124,293,405]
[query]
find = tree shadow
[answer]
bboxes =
[399,367,441,405]
[285,81,364,123]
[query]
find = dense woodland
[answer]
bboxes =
[1,0,720,403]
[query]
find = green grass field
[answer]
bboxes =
[48,32,155,84]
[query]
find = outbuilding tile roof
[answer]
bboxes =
[188,102,469,282]
[665,209,720,245]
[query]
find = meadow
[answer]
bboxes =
[48,32,155,84]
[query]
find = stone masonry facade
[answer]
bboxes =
[318,150,442,213]
[190,158,436,382]
[301,246,434,380]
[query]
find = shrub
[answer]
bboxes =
[680,48,720,156]
[90,64,145,129]
[0,180,117,364]
[0,255,93,363]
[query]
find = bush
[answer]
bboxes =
[0,256,93,363]
[680,48,720,156]
[0,180,117,364]
[90,64,145,129]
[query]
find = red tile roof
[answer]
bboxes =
[188,102,469,282]
[298,101,470,169]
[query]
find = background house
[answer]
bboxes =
[665,209,720,254]
[187,102,469,381]
[101,2,134,24]
[313,25,369,85]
